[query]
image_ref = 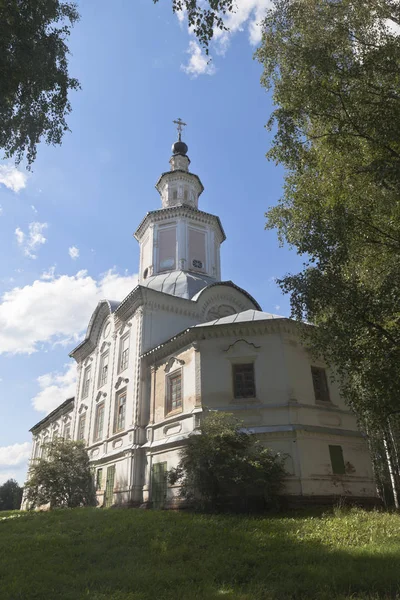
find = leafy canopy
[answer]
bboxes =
[169,412,286,511]
[254,0,400,425]
[24,438,96,509]
[0,478,23,511]
[0,0,79,165]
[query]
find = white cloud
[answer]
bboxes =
[0,205,3,216]
[0,268,138,355]
[181,40,217,77]
[32,362,76,414]
[0,442,31,468]
[15,222,48,259]
[31,205,38,214]
[41,266,56,281]
[0,165,28,193]
[68,246,80,260]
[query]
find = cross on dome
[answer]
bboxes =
[173,118,187,141]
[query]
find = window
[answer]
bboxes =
[114,392,126,432]
[311,366,330,402]
[96,468,103,491]
[99,353,109,387]
[329,445,346,475]
[188,228,206,273]
[34,441,40,459]
[166,372,182,414]
[94,402,105,441]
[233,363,256,399]
[119,335,130,372]
[41,437,49,459]
[82,366,91,399]
[63,423,71,440]
[78,414,86,441]
[158,227,176,271]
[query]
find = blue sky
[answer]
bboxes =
[0,0,304,484]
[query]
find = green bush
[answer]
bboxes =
[168,412,286,512]
[24,438,96,509]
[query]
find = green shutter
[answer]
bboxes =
[329,445,346,475]
[105,465,116,507]
[151,462,167,509]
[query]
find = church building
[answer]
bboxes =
[27,122,377,508]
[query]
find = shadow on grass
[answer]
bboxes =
[0,509,399,600]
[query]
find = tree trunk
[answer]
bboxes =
[383,433,399,510]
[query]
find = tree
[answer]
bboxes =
[0,479,23,511]
[24,438,96,509]
[254,0,400,503]
[0,0,79,165]
[168,412,286,512]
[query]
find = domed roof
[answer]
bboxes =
[172,140,188,156]
[141,270,214,299]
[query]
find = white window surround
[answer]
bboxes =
[119,334,130,373]
[98,352,109,388]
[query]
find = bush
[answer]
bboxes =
[168,412,286,512]
[0,479,23,511]
[24,438,96,509]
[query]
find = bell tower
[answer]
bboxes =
[134,120,226,297]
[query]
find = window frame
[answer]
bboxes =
[114,390,127,433]
[165,369,183,416]
[118,334,130,373]
[98,352,109,388]
[82,366,91,399]
[232,363,256,400]
[93,402,105,442]
[311,366,331,403]
[329,445,346,475]
[78,414,86,442]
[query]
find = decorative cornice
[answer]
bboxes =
[134,206,226,243]
[115,377,129,390]
[164,356,185,373]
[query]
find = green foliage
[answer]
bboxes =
[1,508,400,599]
[24,438,96,509]
[0,0,80,165]
[168,412,286,511]
[152,0,234,53]
[0,479,23,511]
[255,2,400,428]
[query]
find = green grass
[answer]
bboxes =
[0,508,400,600]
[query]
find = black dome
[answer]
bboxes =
[172,140,188,155]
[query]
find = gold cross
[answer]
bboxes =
[173,118,187,140]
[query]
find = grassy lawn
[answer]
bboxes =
[0,508,399,600]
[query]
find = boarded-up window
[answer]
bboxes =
[189,228,206,272]
[233,364,256,399]
[158,227,176,271]
[311,366,330,402]
[166,372,182,413]
[329,445,346,475]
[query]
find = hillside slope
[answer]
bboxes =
[0,508,399,599]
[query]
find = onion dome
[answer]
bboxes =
[172,139,188,156]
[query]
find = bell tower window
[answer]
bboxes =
[158,226,177,272]
[189,228,206,273]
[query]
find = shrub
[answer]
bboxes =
[168,412,286,512]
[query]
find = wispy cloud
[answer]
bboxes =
[181,40,217,77]
[15,222,48,259]
[68,246,80,260]
[0,165,28,192]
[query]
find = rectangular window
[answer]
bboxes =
[99,353,109,387]
[63,423,71,440]
[158,227,176,271]
[119,335,130,372]
[311,366,330,402]
[94,402,105,441]
[329,445,346,475]
[34,441,40,459]
[41,437,49,459]
[188,228,206,272]
[166,372,182,414]
[96,468,103,491]
[233,363,256,399]
[78,414,86,441]
[114,392,126,432]
[82,366,91,399]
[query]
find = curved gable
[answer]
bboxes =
[192,281,261,322]
[69,299,119,362]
